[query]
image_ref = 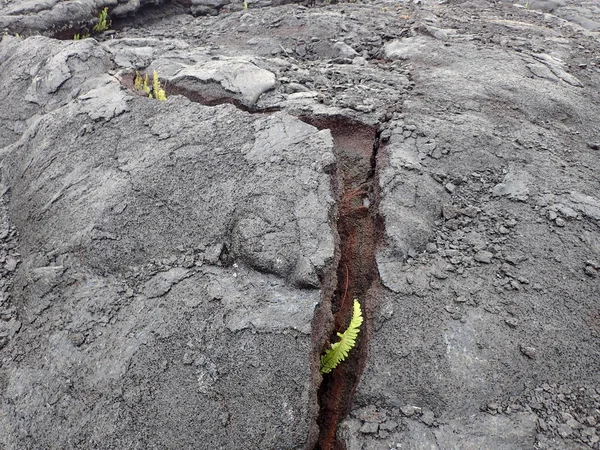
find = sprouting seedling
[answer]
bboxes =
[93,7,111,33]
[73,32,90,41]
[243,0,248,10]
[134,71,167,101]
[134,71,143,91]
[320,299,363,374]
[143,74,151,96]
[134,71,151,95]
[152,70,167,101]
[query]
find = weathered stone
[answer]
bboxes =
[474,251,493,264]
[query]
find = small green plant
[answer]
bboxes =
[134,70,167,101]
[93,7,111,33]
[243,0,248,10]
[73,32,90,40]
[320,299,363,374]
[152,71,167,101]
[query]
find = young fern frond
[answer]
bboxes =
[134,71,143,91]
[153,70,167,101]
[93,7,111,33]
[133,70,167,101]
[143,74,151,95]
[320,299,363,374]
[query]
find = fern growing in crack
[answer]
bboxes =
[134,71,167,101]
[320,299,363,374]
[152,70,167,101]
[93,7,111,33]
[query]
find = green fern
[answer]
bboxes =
[134,71,167,101]
[92,7,111,33]
[320,299,363,374]
[152,70,167,101]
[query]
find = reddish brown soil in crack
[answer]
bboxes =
[301,116,385,450]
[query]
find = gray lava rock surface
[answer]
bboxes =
[1,0,600,449]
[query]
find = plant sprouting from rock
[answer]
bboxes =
[93,7,111,33]
[320,299,363,374]
[152,71,167,101]
[134,71,167,101]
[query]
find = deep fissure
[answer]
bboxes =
[301,116,384,450]
[115,75,386,448]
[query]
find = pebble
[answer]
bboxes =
[183,352,193,365]
[380,129,392,142]
[359,422,379,434]
[556,204,577,219]
[520,345,537,359]
[421,410,436,426]
[445,182,456,193]
[69,332,86,347]
[584,265,598,277]
[587,260,600,269]
[506,218,518,227]
[460,205,480,218]
[505,317,519,328]
[356,405,386,423]
[547,210,558,221]
[432,271,448,280]
[555,217,565,227]
[442,204,460,220]
[400,405,420,417]
[474,250,493,264]
[379,420,398,431]
[504,252,527,265]
[557,423,572,437]
[4,256,18,272]
[561,412,574,422]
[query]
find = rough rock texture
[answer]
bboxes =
[1,0,600,449]
[0,34,334,450]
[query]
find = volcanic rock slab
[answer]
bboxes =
[1,0,600,449]
[0,35,335,449]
